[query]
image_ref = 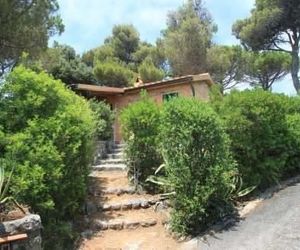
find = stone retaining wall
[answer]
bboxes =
[0,214,42,250]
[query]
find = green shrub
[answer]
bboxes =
[285,96,300,114]
[88,99,114,140]
[160,97,236,235]
[120,92,162,190]
[214,90,290,189]
[0,67,96,249]
[286,113,300,174]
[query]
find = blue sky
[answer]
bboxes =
[50,0,296,95]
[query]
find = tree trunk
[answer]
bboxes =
[291,46,300,93]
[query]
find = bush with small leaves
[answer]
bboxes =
[0,67,96,249]
[160,97,236,235]
[120,93,162,191]
[214,90,290,189]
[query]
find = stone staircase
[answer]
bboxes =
[82,143,169,236]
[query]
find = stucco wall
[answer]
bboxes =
[112,81,210,142]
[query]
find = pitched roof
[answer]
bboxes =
[71,84,124,95]
[124,73,213,93]
[72,73,213,96]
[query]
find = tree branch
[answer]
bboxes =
[273,42,291,53]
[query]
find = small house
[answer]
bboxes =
[72,73,213,143]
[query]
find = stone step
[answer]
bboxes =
[97,197,162,212]
[113,143,126,149]
[91,186,136,196]
[111,147,124,154]
[100,158,125,165]
[90,207,169,231]
[92,164,127,172]
[107,152,124,159]
[93,218,157,230]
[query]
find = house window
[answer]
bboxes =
[162,92,179,102]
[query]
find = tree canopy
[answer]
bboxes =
[0,0,64,76]
[93,59,135,87]
[39,43,96,85]
[162,0,217,76]
[233,0,300,92]
[138,57,164,83]
[88,24,165,87]
[244,51,291,90]
[207,45,246,93]
[105,24,140,64]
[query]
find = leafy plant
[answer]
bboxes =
[138,57,164,83]
[285,113,300,175]
[0,67,96,248]
[0,162,25,214]
[120,92,162,191]
[228,174,256,201]
[93,59,135,87]
[213,90,290,189]
[146,163,174,197]
[88,99,114,140]
[160,97,236,235]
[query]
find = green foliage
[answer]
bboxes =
[285,96,300,114]
[244,51,291,90]
[94,59,135,87]
[0,0,64,76]
[0,67,96,248]
[93,44,115,63]
[285,100,300,174]
[120,93,162,190]
[0,161,14,204]
[88,99,114,140]
[87,24,166,87]
[0,160,26,214]
[160,97,236,235]
[138,58,164,83]
[214,90,290,189]
[232,0,300,92]
[133,42,166,70]
[207,45,246,92]
[146,163,175,197]
[22,42,96,85]
[228,174,256,201]
[162,0,217,75]
[43,220,78,250]
[107,24,140,64]
[82,49,96,67]
[44,43,96,85]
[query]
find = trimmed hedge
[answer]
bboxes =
[0,67,96,249]
[160,98,236,235]
[120,93,162,190]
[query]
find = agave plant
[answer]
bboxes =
[228,173,256,201]
[146,163,175,198]
[0,162,26,214]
